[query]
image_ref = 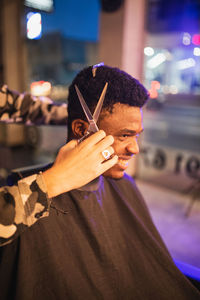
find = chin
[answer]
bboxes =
[103,166,125,179]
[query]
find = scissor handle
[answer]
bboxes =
[78,131,91,144]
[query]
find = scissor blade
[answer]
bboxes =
[75,85,99,133]
[75,85,94,123]
[93,82,108,123]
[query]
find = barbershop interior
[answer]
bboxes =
[0,0,200,290]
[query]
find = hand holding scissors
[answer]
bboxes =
[75,82,111,160]
[75,82,108,142]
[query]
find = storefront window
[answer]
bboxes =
[23,0,100,100]
[144,0,200,100]
[144,37,200,99]
[137,0,200,191]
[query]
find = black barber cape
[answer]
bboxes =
[0,174,199,300]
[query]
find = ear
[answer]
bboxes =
[71,119,89,139]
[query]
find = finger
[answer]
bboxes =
[80,130,106,148]
[100,155,118,172]
[60,139,78,152]
[100,146,114,161]
[95,135,114,152]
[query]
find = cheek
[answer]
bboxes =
[112,139,123,154]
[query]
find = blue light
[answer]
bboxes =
[27,12,42,40]
[193,47,200,56]
[144,47,154,56]
[182,32,191,46]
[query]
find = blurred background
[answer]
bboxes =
[0,0,200,271]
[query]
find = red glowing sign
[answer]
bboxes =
[149,81,160,99]
[30,81,51,96]
[192,34,200,46]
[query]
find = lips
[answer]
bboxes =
[117,158,129,169]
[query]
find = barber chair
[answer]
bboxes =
[6,163,53,186]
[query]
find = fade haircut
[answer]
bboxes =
[67,65,149,134]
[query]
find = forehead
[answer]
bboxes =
[99,103,143,133]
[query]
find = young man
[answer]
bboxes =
[0,65,199,299]
[0,85,117,245]
[0,131,117,245]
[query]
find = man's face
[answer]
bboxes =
[98,103,144,179]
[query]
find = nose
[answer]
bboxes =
[126,137,139,155]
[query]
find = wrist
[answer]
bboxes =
[42,168,60,198]
[42,167,72,198]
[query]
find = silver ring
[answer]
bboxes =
[102,149,111,160]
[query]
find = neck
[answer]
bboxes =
[77,176,102,192]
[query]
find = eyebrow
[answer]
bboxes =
[117,128,144,135]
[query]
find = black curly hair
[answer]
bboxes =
[67,65,149,135]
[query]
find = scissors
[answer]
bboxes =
[75,82,108,143]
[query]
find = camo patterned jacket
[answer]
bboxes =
[0,84,67,125]
[0,85,67,246]
[0,173,51,246]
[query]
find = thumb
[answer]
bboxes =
[62,139,78,152]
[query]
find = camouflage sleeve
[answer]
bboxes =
[0,84,68,125]
[0,173,50,246]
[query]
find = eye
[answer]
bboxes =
[122,134,129,138]
[117,134,131,141]
[117,133,141,142]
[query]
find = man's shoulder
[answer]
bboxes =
[123,172,135,182]
[106,173,137,192]
[120,173,136,186]
[105,174,147,214]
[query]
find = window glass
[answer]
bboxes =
[24,0,100,100]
